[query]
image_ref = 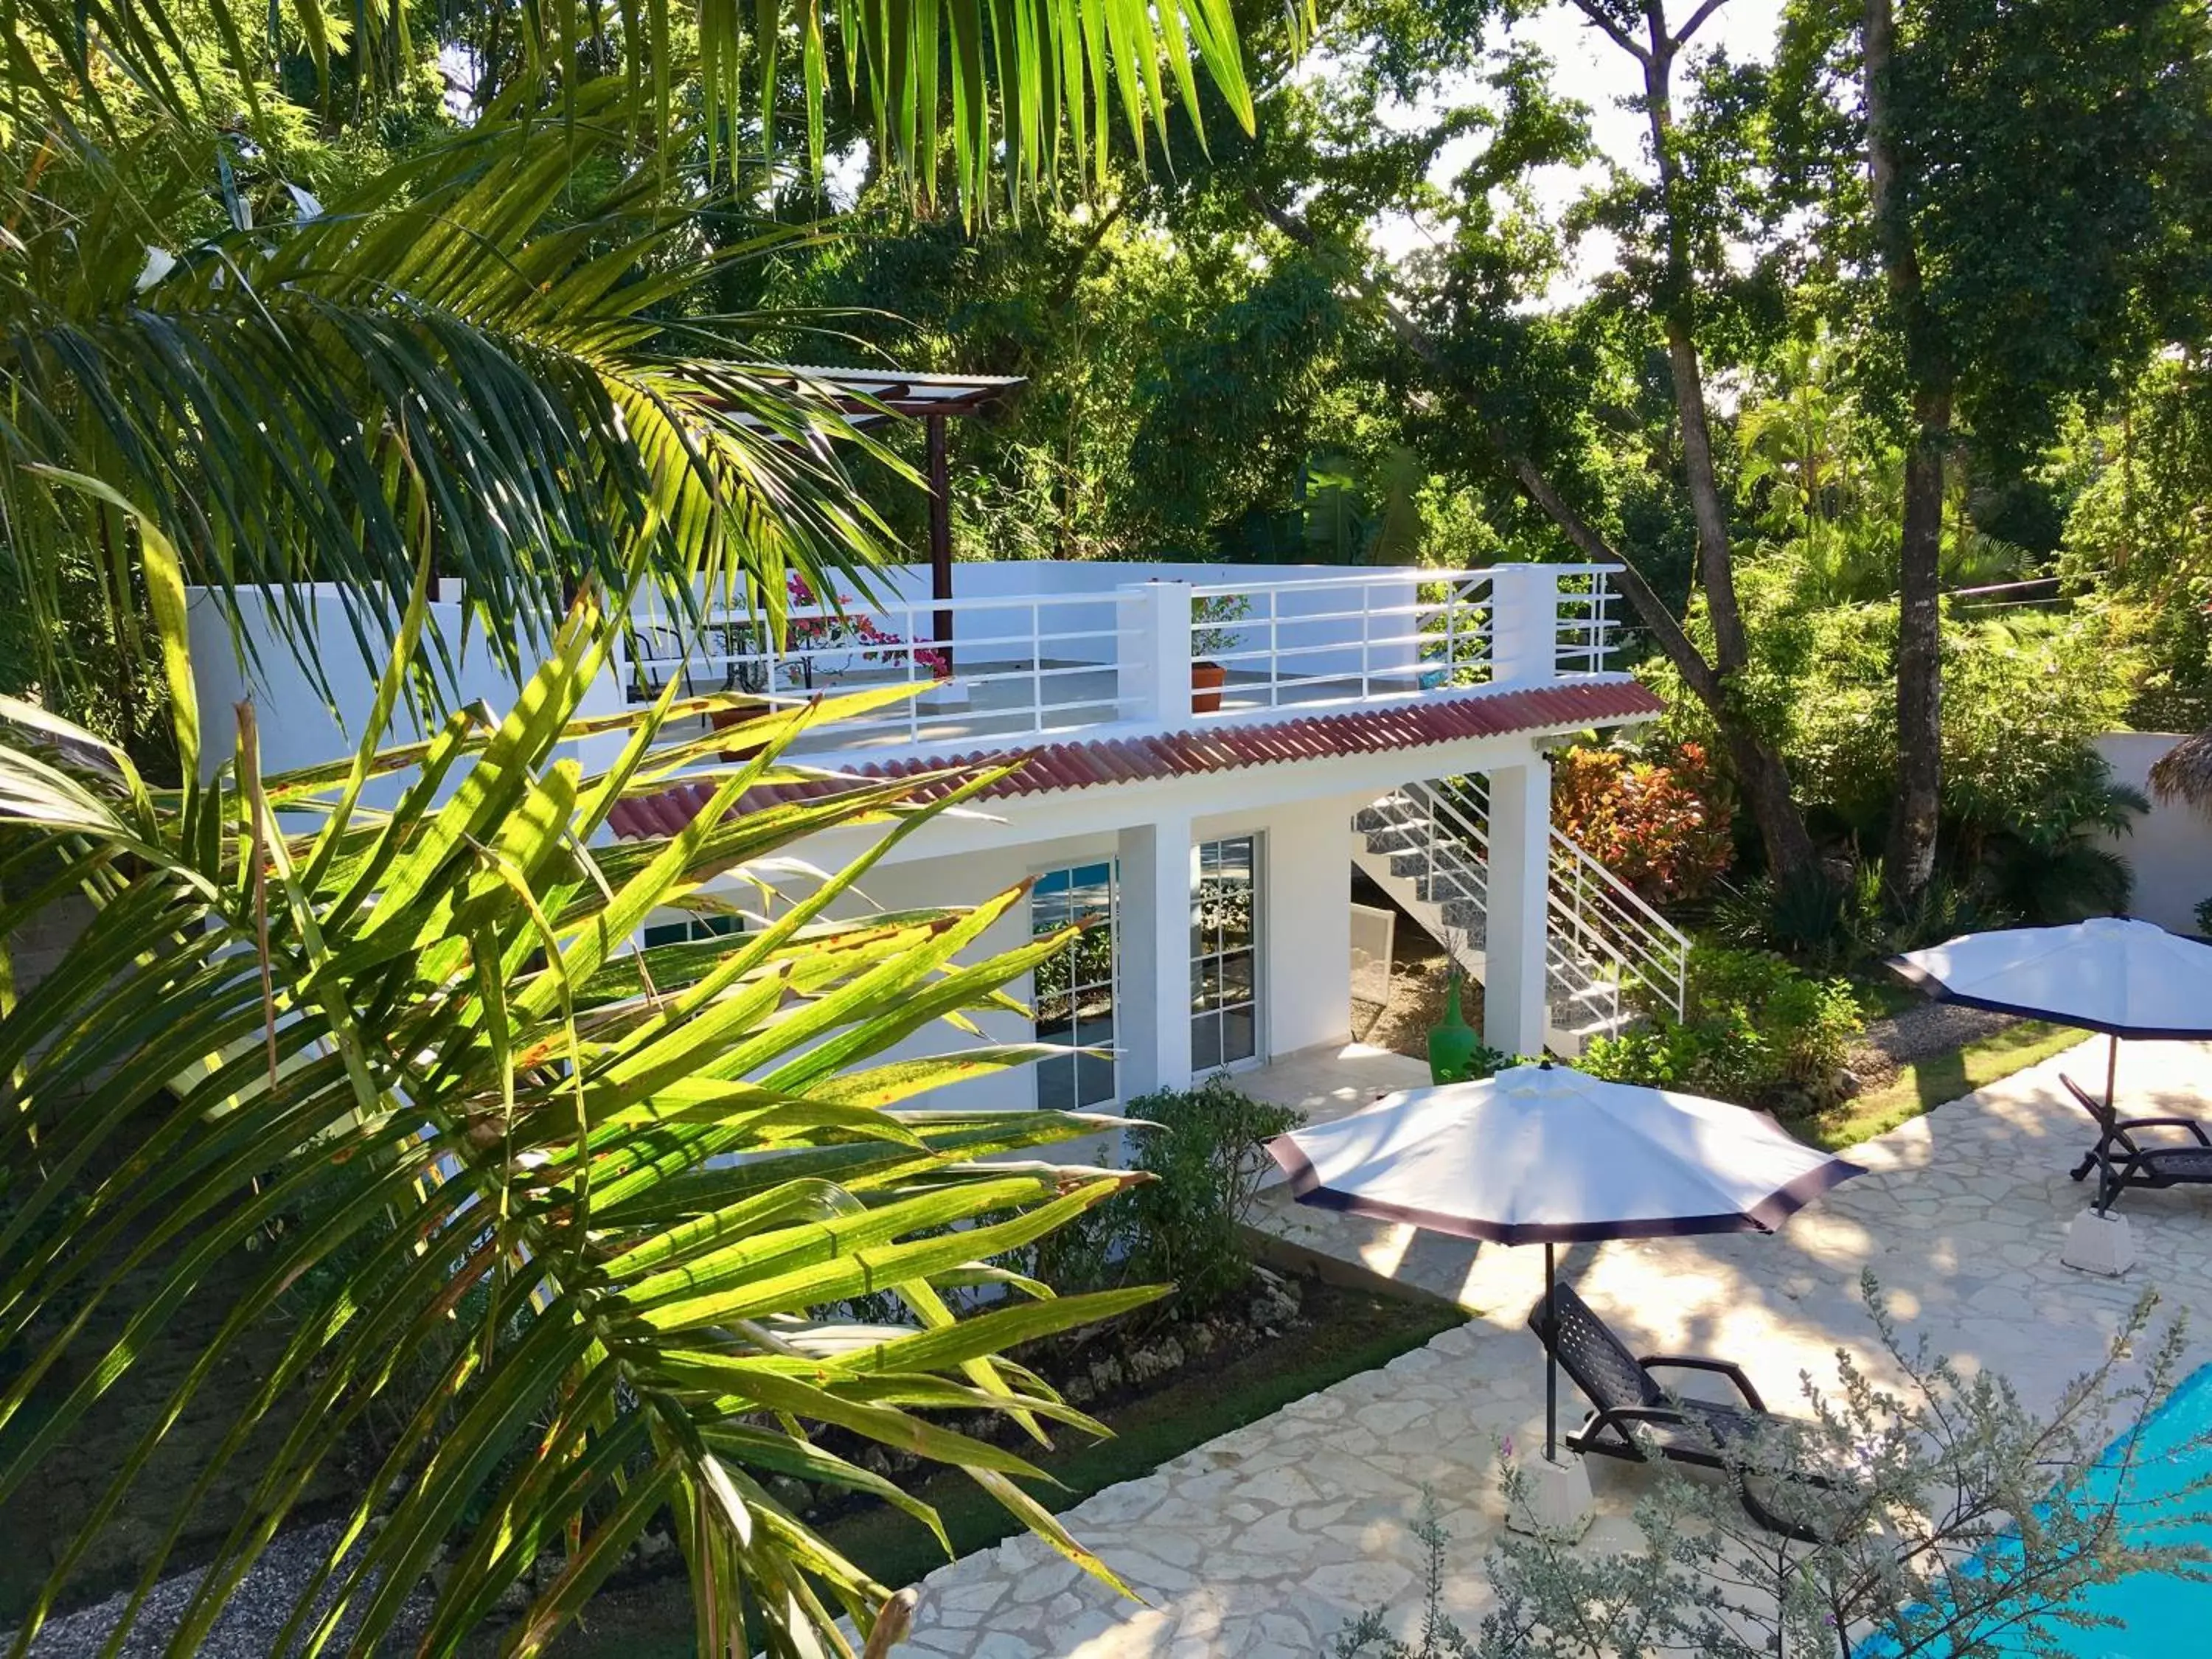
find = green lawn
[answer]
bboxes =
[1798,1019,2087,1150]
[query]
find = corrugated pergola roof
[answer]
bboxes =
[733,365,1026,425]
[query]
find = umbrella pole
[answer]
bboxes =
[2092,1033,2124,1216]
[1544,1242,1557,1464]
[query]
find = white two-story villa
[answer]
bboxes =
[187,552,1686,1120]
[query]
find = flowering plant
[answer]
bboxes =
[768,571,950,684]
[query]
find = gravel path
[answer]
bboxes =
[13,1521,433,1659]
[1854,998,2021,1067]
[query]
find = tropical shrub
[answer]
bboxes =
[0,604,1158,1656]
[1579,945,1862,1104]
[1121,1078,1303,1309]
[1550,742,1734,905]
[1974,745,2145,923]
[1711,858,2008,972]
[1033,1077,1301,1315]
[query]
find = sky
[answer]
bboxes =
[1368,0,1788,296]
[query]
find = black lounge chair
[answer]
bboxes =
[2063,1074,2212,1206]
[1528,1281,1838,1541]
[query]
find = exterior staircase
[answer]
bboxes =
[1352,777,1688,1055]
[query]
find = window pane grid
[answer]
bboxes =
[641,911,745,949]
[1192,835,1259,1069]
[1033,861,1116,1110]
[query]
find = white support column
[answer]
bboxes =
[1117,580,1193,726]
[1116,814,1194,1101]
[1483,754,1553,1057]
[1488,564,1563,688]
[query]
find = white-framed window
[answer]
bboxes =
[1192,835,1260,1071]
[1032,861,1118,1110]
[641,911,745,949]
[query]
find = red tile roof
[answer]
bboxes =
[605,680,1664,841]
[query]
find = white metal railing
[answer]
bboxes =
[1552,571,1618,678]
[1398,776,1688,1037]
[617,563,1627,752]
[1186,569,1496,714]
[624,585,1135,747]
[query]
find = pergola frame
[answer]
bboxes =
[731,366,1027,664]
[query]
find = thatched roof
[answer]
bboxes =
[2149,729,2212,811]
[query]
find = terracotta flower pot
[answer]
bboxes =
[709,700,771,761]
[1191,661,1227,715]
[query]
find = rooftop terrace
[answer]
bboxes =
[186,559,1635,787]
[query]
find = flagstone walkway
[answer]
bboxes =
[893,1037,2212,1657]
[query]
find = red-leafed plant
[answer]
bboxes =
[1551,742,1735,905]
[787,571,951,678]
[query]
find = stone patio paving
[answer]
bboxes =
[892,1037,2212,1657]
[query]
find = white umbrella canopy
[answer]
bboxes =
[1269,1062,1865,1244]
[1891,916,2212,1041]
[1268,1062,1867,1461]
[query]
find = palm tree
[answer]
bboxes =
[0,591,1158,1655]
[0,10,1260,1648]
[0,0,1261,734]
[2149,730,2212,815]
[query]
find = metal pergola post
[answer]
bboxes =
[927,411,955,671]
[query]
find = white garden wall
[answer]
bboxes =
[2093,731,2212,936]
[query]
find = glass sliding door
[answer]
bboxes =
[1032,860,1118,1110]
[1192,835,1260,1071]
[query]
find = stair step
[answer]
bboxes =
[1362,827,1427,855]
[1362,785,1683,1054]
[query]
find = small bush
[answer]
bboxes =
[1713,858,2006,971]
[1579,945,1862,1105]
[1029,1076,1303,1315]
[2197,894,2212,938]
[1121,1076,1303,1308]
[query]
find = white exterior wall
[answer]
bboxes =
[2094,732,2212,936]
[730,793,1368,1116]
[187,586,626,801]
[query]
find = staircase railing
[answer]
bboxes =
[1402,777,1689,1034]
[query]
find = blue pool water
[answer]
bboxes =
[1865,1362,2212,1656]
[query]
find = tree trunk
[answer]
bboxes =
[1641,19,1752,675]
[1249,185,1821,883]
[1865,0,1951,908]
[1888,397,1947,904]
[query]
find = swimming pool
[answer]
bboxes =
[1864,1362,2212,1656]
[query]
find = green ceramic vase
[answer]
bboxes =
[1427,973,1480,1085]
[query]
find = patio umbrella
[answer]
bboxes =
[1890,916,2212,1110]
[1267,1062,1866,1461]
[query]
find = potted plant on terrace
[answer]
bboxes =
[1192,591,1251,714]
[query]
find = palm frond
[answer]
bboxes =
[2150,728,2212,813]
[0,103,918,700]
[12,0,1258,216]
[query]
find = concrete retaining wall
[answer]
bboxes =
[2093,731,2212,936]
